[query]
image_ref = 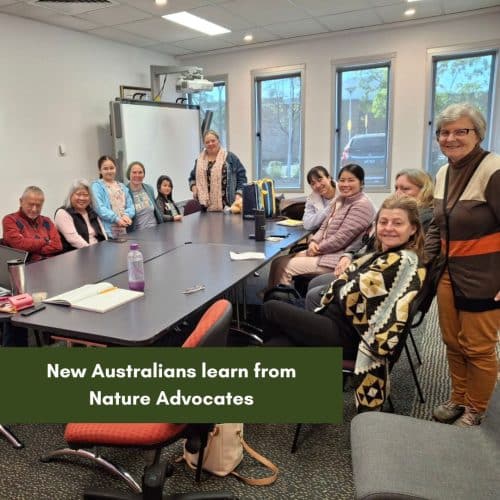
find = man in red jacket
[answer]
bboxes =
[2,186,62,346]
[2,186,62,262]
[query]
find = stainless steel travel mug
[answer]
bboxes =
[7,259,27,295]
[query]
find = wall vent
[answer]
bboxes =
[29,0,118,16]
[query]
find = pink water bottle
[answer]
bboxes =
[127,243,145,291]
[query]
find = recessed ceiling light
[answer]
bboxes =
[405,8,416,16]
[162,11,230,36]
[243,34,253,42]
[155,0,168,6]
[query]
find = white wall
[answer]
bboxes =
[181,11,500,207]
[0,13,177,230]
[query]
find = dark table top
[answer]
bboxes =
[12,214,309,345]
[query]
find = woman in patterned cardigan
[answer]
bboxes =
[263,195,426,412]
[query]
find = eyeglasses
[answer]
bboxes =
[436,128,476,139]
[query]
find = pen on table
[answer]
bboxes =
[99,286,118,295]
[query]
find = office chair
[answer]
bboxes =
[0,425,23,448]
[183,200,202,216]
[291,282,431,453]
[350,384,500,499]
[41,300,233,497]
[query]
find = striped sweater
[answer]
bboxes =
[425,152,500,311]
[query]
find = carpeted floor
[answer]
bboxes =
[0,300,454,500]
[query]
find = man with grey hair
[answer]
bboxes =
[2,185,62,262]
[2,186,62,347]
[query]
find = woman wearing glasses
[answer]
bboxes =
[425,103,500,427]
[55,179,107,251]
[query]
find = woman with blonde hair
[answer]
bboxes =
[189,130,247,212]
[395,168,434,232]
[264,194,426,412]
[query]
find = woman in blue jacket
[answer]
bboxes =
[126,161,163,231]
[189,130,247,212]
[90,156,135,239]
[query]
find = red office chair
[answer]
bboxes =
[41,300,233,496]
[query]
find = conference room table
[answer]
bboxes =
[12,213,309,345]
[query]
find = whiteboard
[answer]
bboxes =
[111,101,201,203]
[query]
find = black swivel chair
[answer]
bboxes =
[291,280,433,453]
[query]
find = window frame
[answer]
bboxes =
[251,64,305,192]
[424,41,500,176]
[332,53,395,193]
[188,74,229,149]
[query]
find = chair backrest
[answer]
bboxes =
[183,199,202,216]
[0,244,29,289]
[411,268,437,329]
[182,299,232,347]
[388,280,429,369]
[279,197,306,220]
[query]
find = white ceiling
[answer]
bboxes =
[1,0,500,57]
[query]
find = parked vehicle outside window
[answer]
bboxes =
[341,132,387,186]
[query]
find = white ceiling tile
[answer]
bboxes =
[367,0,404,7]
[76,5,152,27]
[442,0,500,15]
[189,4,254,31]
[117,17,201,43]
[173,36,235,51]
[219,26,281,44]
[1,0,497,57]
[88,26,157,47]
[45,15,100,32]
[221,0,308,24]
[376,2,443,23]
[116,0,210,16]
[321,9,383,31]
[0,2,59,20]
[291,0,372,16]
[148,42,195,56]
[265,18,329,38]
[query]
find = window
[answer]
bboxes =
[334,60,392,189]
[189,76,228,148]
[427,51,497,177]
[253,65,304,191]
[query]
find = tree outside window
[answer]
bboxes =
[428,52,496,177]
[255,72,303,190]
[336,63,391,188]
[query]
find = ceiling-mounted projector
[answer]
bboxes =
[176,68,214,93]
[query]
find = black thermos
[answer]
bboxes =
[254,209,266,241]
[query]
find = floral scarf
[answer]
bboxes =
[195,147,228,211]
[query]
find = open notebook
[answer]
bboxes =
[44,282,143,313]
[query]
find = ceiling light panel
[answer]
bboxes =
[162,11,230,35]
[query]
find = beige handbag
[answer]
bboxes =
[181,423,278,486]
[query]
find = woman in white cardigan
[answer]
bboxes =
[302,165,336,231]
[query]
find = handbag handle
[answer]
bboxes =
[230,431,278,486]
